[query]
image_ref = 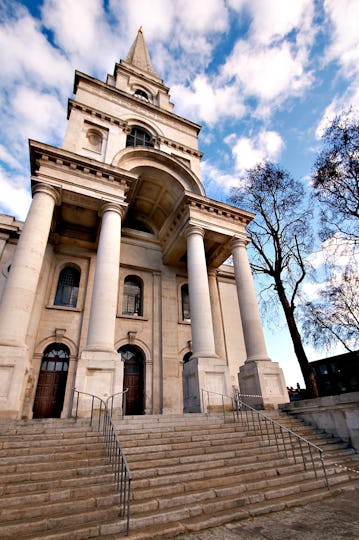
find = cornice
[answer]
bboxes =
[29,140,138,187]
[73,70,202,133]
[67,100,203,159]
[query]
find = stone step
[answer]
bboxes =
[99,479,358,538]
[0,501,120,539]
[0,481,118,511]
[2,471,115,496]
[0,413,357,540]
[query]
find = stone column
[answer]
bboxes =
[230,236,270,363]
[0,183,59,347]
[186,225,216,358]
[231,236,289,409]
[0,183,59,418]
[75,202,124,411]
[208,269,227,361]
[86,202,123,352]
[183,225,231,413]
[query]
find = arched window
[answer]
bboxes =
[126,127,154,148]
[123,276,143,316]
[134,89,149,101]
[54,266,80,308]
[181,284,190,321]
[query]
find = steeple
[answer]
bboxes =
[125,27,161,81]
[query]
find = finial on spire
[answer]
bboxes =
[139,26,143,33]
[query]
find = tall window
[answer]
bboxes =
[126,127,154,148]
[54,266,80,308]
[181,284,190,321]
[123,276,143,316]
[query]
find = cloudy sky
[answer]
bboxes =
[0,0,357,386]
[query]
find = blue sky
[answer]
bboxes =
[0,0,358,387]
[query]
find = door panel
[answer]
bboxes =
[121,347,144,415]
[33,346,69,418]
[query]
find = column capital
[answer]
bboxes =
[185,224,205,239]
[32,183,61,205]
[207,268,217,278]
[230,235,249,250]
[100,201,126,218]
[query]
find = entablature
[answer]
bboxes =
[160,193,254,267]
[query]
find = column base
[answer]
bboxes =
[238,360,289,409]
[183,355,232,413]
[0,345,28,419]
[73,349,123,417]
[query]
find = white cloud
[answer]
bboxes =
[10,87,66,144]
[201,159,242,194]
[222,39,312,107]
[230,130,285,174]
[324,0,359,76]
[0,169,31,220]
[0,5,72,94]
[41,0,122,76]
[306,235,358,269]
[0,145,21,170]
[315,1,359,135]
[172,75,246,125]
[232,0,315,46]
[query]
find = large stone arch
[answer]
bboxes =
[113,147,204,235]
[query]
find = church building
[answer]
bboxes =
[0,30,288,419]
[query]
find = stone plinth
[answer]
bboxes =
[0,346,28,419]
[73,349,123,416]
[238,359,289,409]
[183,356,232,413]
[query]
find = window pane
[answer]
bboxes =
[54,267,80,307]
[181,284,190,320]
[123,277,143,316]
[126,127,153,148]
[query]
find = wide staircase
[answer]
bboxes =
[0,411,358,539]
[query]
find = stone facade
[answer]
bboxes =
[0,30,288,419]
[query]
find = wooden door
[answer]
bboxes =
[33,345,69,418]
[121,347,144,415]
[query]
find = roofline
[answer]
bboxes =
[73,70,202,134]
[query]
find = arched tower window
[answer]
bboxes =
[134,89,149,101]
[126,127,154,148]
[54,266,80,308]
[181,283,190,321]
[123,275,143,316]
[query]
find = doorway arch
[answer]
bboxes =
[33,343,70,418]
[119,345,145,415]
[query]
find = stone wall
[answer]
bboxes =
[280,391,359,451]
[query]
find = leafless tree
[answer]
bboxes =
[229,162,318,397]
[312,110,359,246]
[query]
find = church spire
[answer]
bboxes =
[125,27,161,80]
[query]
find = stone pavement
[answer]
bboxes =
[175,486,359,539]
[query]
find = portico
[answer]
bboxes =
[0,29,289,420]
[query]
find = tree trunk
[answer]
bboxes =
[276,280,319,398]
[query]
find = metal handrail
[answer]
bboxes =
[106,389,128,419]
[201,388,329,489]
[73,389,132,534]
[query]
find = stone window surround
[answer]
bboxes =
[177,279,191,324]
[117,268,150,321]
[47,258,88,312]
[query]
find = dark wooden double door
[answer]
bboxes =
[120,346,144,415]
[33,344,69,418]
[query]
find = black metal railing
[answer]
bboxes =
[73,389,132,534]
[106,389,128,419]
[201,388,329,489]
